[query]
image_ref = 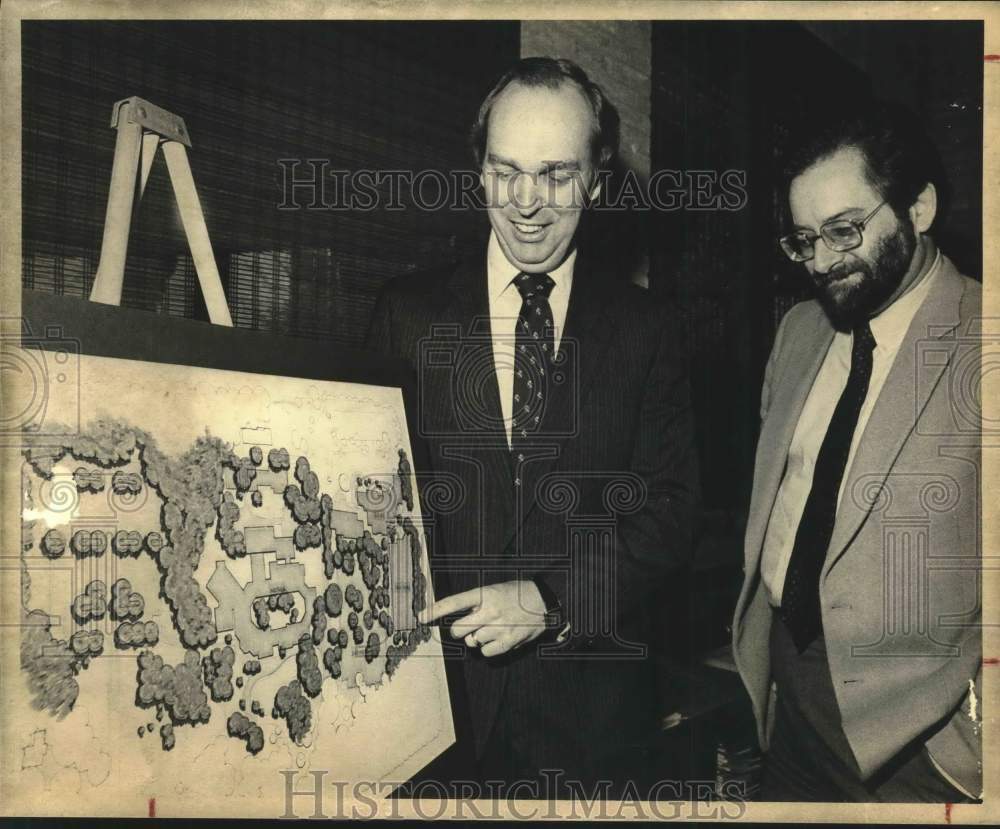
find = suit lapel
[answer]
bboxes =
[434,256,517,556]
[442,255,506,439]
[822,258,967,576]
[742,311,835,576]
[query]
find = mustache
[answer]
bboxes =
[813,262,868,288]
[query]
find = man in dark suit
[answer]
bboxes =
[366,57,698,797]
[732,102,982,802]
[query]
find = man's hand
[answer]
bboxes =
[417,580,547,657]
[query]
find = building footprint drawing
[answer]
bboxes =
[11,354,454,817]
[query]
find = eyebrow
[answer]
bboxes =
[793,207,864,232]
[485,153,581,173]
[485,153,520,169]
[540,160,582,172]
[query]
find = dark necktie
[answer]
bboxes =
[779,321,877,653]
[511,272,556,475]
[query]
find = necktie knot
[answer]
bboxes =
[514,272,555,301]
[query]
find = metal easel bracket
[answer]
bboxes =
[110,96,192,147]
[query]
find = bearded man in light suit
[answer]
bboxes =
[732,102,982,802]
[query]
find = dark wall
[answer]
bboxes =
[22,21,518,340]
[803,21,984,282]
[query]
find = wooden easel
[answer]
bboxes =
[89,96,233,326]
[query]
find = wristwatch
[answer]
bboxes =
[532,576,568,642]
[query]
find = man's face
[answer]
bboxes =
[480,81,600,274]
[788,146,917,331]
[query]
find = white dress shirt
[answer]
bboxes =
[761,243,942,606]
[487,230,576,448]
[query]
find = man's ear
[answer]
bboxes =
[480,169,497,208]
[909,181,937,233]
[589,179,602,204]
[582,167,603,207]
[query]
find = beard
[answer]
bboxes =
[812,221,917,332]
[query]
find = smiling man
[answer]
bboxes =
[478,76,601,274]
[366,57,698,797]
[732,102,982,802]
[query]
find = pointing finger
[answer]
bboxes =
[418,588,482,624]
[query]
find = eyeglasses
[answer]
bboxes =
[779,200,888,263]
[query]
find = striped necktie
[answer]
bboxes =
[510,271,556,483]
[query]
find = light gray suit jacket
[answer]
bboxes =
[732,251,982,797]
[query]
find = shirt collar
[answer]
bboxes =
[487,229,576,302]
[868,236,941,353]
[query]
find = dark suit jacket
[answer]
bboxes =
[366,246,699,780]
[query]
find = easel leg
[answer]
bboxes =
[90,119,143,305]
[162,141,234,327]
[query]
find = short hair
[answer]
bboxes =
[469,56,620,170]
[780,100,948,219]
